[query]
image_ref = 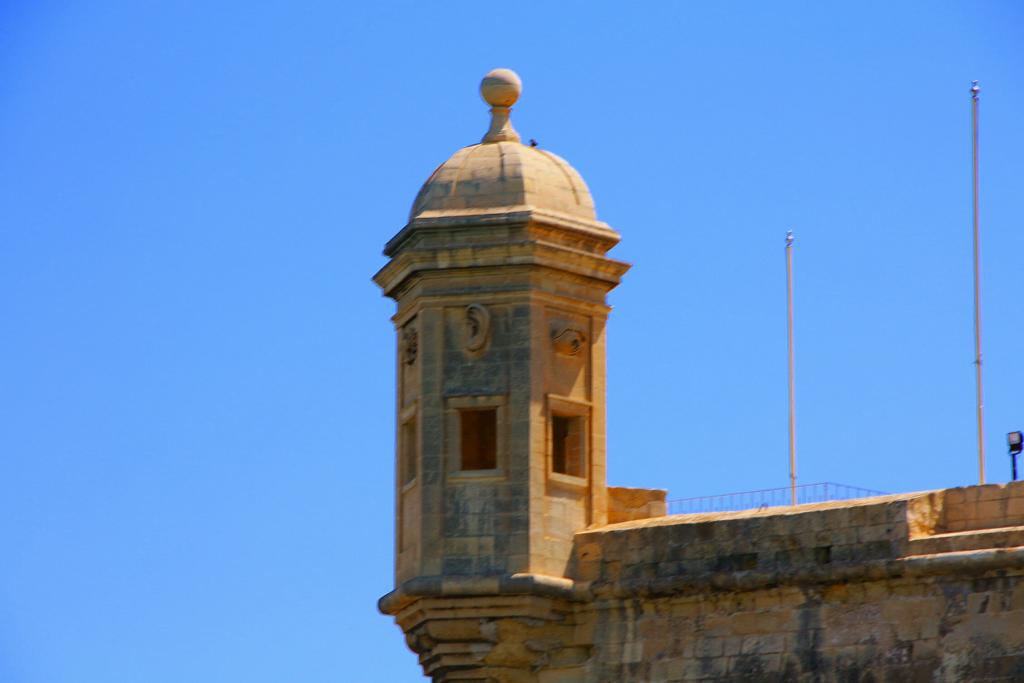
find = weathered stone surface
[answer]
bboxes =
[561,489,1024,681]
[376,69,1024,681]
[376,68,628,602]
[607,486,667,524]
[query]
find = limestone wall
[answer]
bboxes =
[606,486,667,525]
[577,567,1024,682]
[568,484,1024,681]
[382,483,1024,682]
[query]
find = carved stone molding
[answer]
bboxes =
[390,592,588,683]
[551,328,586,357]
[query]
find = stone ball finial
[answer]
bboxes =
[480,68,522,108]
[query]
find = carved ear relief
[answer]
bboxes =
[552,327,586,356]
[402,325,418,365]
[464,303,491,353]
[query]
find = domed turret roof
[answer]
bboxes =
[407,68,599,226]
[376,69,628,299]
[409,141,596,222]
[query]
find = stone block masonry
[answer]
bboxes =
[382,483,1024,681]
[565,482,1024,682]
[375,68,1024,681]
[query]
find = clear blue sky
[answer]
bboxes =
[1,2,1021,681]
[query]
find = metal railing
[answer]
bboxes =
[667,482,888,515]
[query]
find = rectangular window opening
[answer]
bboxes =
[552,414,585,477]
[401,418,417,485]
[460,408,497,470]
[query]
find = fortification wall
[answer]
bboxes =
[382,483,1024,682]
[569,483,1024,681]
[576,571,1023,682]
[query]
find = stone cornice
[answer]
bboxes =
[383,206,620,257]
[380,546,1024,618]
[378,573,587,616]
[373,235,630,299]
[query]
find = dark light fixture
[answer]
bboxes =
[1009,431,1023,481]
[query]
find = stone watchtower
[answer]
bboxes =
[375,70,1024,682]
[375,69,630,678]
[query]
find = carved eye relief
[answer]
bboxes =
[552,328,586,356]
[464,304,491,352]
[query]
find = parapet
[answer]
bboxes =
[571,481,1024,596]
[607,485,668,524]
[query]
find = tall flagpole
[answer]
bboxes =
[786,230,797,505]
[971,80,985,484]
